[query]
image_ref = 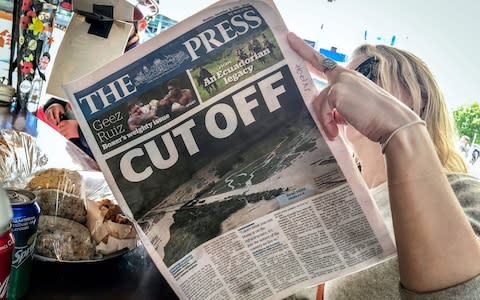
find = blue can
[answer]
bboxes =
[6,189,40,300]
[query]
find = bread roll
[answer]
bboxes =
[33,189,87,224]
[27,168,82,195]
[35,215,95,260]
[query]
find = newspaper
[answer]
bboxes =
[64,0,396,299]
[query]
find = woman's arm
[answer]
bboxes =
[287,32,480,292]
[385,124,480,292]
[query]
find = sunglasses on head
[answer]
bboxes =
[355,56,379,82]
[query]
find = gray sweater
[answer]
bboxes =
[324,173,480,299]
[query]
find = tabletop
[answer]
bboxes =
[27,246,178,300]
[1,107,178,300]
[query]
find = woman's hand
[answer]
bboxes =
[58,120,80,139]
[45,103,65,126]
[287,32,419,144]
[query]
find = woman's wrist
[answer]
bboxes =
[381,120,426,153]
[384,123,444,184]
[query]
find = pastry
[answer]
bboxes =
[86,199,137,254]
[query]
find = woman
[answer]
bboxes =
[287,32,480,299]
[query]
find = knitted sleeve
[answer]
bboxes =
[400,275,480,299]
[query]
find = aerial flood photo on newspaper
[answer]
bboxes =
[137,103,345,266]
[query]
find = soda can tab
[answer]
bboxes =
[6,189,40,300]
[0,228,15,300]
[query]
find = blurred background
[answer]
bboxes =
[159,0,480,111]
[1,0,478,174]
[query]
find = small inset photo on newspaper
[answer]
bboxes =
[123,72,199,135]
[134,72,199,126]
[190,28,283,102]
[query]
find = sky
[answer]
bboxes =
[158,0,480,110]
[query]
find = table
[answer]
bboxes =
[27,246,178,300]
[1,107,178,300]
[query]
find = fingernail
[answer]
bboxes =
[287,32,300,42]
[333,110,346,124]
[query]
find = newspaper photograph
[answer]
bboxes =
[64,0,396,299]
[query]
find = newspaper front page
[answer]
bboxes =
[64,0,396,299]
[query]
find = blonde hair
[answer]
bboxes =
[352,44,467,173]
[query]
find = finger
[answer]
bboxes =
[47,111,57,125]
[51,110,59,123]
[288,32,325,72]
[314,86,338,140]
[287,32,343,82]
[46,109,53,120]
[332,109,347,125]
[305,63,327,80]
[56,111,63,123]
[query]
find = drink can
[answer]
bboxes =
[6,189,40,300]
[0,187,14,300]
[0,228,15,300]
